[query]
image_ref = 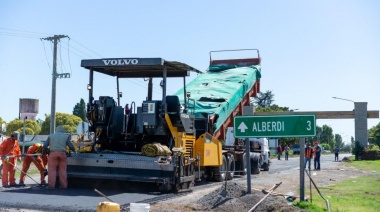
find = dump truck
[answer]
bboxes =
[67,49,264,191]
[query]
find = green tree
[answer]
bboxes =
[73,98,87,121]
[256,104,289,112]
[40,112,82,134]
[3,119,41,136]
[0,116,4,133]
[319,125,334,150]
[334,134,344,148]
[320,143,329,152]
[306,126,322,143]
[350,136,355,152]
[341,144,352,152]
[352,141,364,160]
[253,90,275,108]
[368,122,380,148]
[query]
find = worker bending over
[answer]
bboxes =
[19,143,48,186]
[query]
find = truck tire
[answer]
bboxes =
[226,153,235,180]
[241,153,248,176]
[251,156,260,174]
[213,155,227,182]
[262,162,269,171]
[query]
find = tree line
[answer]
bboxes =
[0,99,86,136]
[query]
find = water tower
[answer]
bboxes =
[19,98,39,120]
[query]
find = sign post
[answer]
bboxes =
[245,138,251,194]
[234,114,316,199]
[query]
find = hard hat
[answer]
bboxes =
[314,141,319,145]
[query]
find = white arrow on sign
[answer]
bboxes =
[238,122,248,133]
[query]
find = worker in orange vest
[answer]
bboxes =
[304,142,313,170]
[313,144,317,169]
[0,131,21,188]
[19,143,48,186]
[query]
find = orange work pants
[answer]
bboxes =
[1,157,17,186]
[48,151,68,188]
[20,156,46,183]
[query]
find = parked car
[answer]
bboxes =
[19,135,49,154]
[292,145,300,154]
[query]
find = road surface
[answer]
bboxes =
[0,153,350,211]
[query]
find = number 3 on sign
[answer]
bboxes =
[306,121,311,131]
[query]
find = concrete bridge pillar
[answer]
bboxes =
[354,102,368,147]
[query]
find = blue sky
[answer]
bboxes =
[0,1,379,143]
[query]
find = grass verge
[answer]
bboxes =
[294,158,380,212]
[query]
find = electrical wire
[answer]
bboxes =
[0,27,49,36]
[67,38,73,76]
[70,38,103,58]
[60,45,88,59]
[1,27,175,95]
[0,31,39,39]
[59,40,67,74]
[40,39,51,69]
[61,41,95,59]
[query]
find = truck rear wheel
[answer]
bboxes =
[262,162,269,171]
[226,153,235,180]
[251,156,260,174]
[213,155,227,182]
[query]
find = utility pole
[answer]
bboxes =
[41,35,70,134]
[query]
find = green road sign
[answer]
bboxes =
[234,115,316,138]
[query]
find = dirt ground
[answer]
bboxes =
[148,157,368,212]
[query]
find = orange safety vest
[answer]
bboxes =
[305,147,313,158]
[0,137,21,157]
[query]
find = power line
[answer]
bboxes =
[67,38,73,76]
[59,41,66,74]
[1,27,174,96]
[0,28,49,40]
[0,27,49,35]
[70,38,103,58]
[0,28,100,61]
[60,41,97,59]
[0,31,39,39]
[40,40,51,69]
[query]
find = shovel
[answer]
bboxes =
[95,188,114,202]
[7,159,40,184]
[220,170,228,197]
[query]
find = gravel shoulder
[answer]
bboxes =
[149,154,367,212]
